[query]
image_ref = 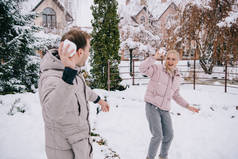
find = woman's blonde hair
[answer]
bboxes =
[165,50,180,61]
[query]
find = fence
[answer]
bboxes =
[107,59,238,92]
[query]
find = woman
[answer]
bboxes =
[139,49,199,159]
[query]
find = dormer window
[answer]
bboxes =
[42,8,57,29]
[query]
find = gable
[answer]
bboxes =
[132,6,153,24]
[135,9,147,23]
[135,6,147,18]
[32,0,73,21]
[135,7,153,19]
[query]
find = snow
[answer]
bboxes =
[118,0,144,20]
[121,37,152,53]
[118,0,174,25]
[148,0,173,18]
[118,0,209,21]
[92,85,238,159]
[1,0,238,158]
[217,11,238,28]
[20,0,41,13]
[0,84,238,159]
[217,0,238,28]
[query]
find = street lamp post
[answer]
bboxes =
[129,48,134,77]
[225,51,228,93]
[191,40,197,90]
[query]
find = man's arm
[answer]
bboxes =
[86,86,109,112]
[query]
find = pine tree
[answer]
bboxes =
[90,0,124,90]
[0,0,40,94]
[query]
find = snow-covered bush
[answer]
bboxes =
[7,98,27,116]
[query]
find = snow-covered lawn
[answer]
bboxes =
[0,84,238,159]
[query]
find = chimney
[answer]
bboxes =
[126,0,130,5]
[161,0,167,3]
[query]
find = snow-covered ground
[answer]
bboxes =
[0,84,238,159]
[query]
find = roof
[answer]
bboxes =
[118,0,144,19]
[131,16,138,24]
[129,2,178,24]
[135,6,153,18]
[148,1,178,19]
[32,0,73,21]
[157,2,179,21]
[130,6,154,24]
[120,0,179,25]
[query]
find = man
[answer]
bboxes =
[38,28,110,159]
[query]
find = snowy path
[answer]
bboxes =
[0,85,238,159]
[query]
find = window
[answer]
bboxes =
[140,16,145,24]
[42,8,56,29]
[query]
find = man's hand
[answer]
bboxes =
[58,42,76,69]
[188,105,200,113]
[98,99,110,112]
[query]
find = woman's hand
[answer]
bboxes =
[153,49,163,60]
[187,105,200,113]
[58,42,76,69]
[98,99,110,112]
[153,49,160,60]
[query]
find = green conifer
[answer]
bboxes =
[90,0,125,91]
[0,0,40,94]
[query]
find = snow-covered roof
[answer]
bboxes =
[118,0,144,19]
[118,0,181,25]
[20,0,41,13]
[118,0,214,20]
[147,0,175,19]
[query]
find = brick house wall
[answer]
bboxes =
[33,0,73,35]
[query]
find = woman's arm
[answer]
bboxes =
[139,56,158,78]
[139,49,162,78]
[172,88,189,108]
[172,88,199,113]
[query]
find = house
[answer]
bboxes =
[151,1,179,40]
[32,0,73,34]
[119,0,187,60]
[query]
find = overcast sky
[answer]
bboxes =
[72,0,94,27]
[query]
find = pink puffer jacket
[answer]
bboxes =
[139,57,189,111]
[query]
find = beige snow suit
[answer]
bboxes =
[38,50,99,159]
